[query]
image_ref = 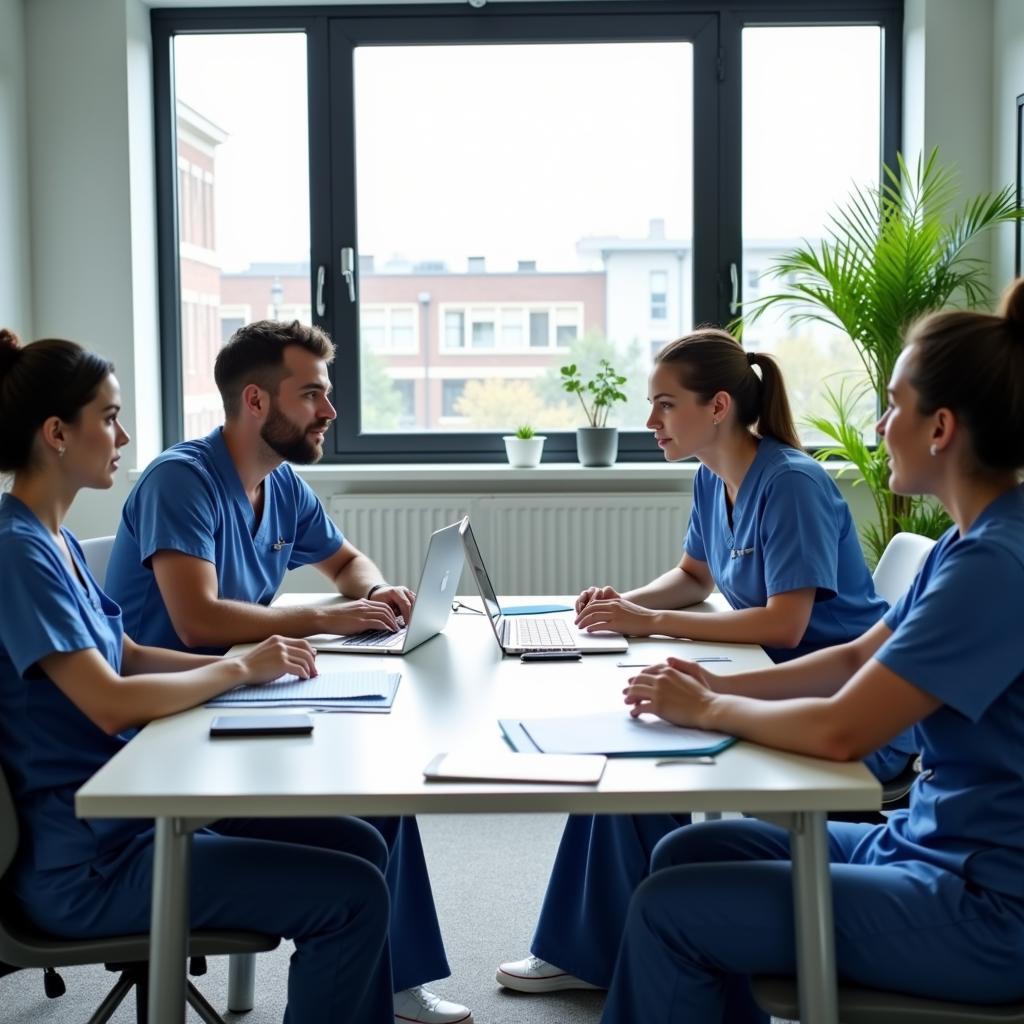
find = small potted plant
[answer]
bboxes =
[502,424,546,468]
[560,359,628,467]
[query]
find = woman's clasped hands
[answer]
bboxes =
[623,657,719,726]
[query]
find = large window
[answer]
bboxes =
[741,25,883,443]
[166,31,311,442]
[154,3,900,460]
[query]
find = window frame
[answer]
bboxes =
[152,1,902,462]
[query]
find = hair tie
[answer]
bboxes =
[746,351,757,366]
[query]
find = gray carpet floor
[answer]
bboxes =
[3,813,607,1023]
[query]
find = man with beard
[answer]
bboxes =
[105,318,473,1024]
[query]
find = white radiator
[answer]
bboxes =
[327,493,691,595]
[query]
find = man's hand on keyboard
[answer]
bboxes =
[367,585,416,621]
[320,600,401,636]
[575,596,658,637]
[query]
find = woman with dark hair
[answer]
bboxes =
[497,328,904,996]
[0,331,394,1023]
[603,279,1024,1021]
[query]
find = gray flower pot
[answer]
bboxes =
[576,426,619,467]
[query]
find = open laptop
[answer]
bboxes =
[458,519,628,655]
[310,519,466,655]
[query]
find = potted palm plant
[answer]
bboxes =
[502,424,546,468]
[560,359,628,467]
[740,149,1023,566]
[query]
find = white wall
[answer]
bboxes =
[992,0,1024,290]
[23,0,161,536]
[903,0,997,280]
[0,0,31,339]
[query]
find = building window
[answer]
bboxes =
[444,310,465,349]
[528,311,550,348]
[441,379,467,418]
[360,304,418,353]
[501,308,523,347]
[650,270,668,321]
[394,379,416,427]
[470,317,496,349]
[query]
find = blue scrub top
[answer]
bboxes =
[0,495,144,879]
[684,437,887,663]
[854,485,1024,897]
[106,428,344,653]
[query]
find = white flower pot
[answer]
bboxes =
[502,435,546,468]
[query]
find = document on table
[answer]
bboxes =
[423,751,607,785]
[499,711,736,757]
[207,671,400,712]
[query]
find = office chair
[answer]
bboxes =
[80,534,116,590]
[752,975,1024,1022]
[874,531,936,812]
[0,765,279,1023]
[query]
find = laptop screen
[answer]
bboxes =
[459,520,504,635]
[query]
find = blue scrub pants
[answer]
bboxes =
[602,818,1024,1024]
[212,814,450,992]
[15,822,393,1024]
[531,811,691,987]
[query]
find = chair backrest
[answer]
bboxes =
[80,535,115,590]
[0,764,19,881]
[872,532,936,607]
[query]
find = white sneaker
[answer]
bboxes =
[394,985,472,1024]
[496,954,603,994]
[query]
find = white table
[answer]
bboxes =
[77,597,880,1024]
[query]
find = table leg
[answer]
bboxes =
[149,816,192,1024]
[789,810,839,1024]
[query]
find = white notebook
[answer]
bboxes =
[423,751,607,785]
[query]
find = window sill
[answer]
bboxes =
[293,460,695,485]
[128,459,862,496]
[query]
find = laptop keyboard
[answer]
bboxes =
[336,628,406,649]
[511,617,578,650]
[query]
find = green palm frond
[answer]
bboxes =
[740,149,1021,562]
[742,149,1023,408]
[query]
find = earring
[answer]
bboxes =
[58,447,66,458]
[929,444,938,456]
[712,419,719,426]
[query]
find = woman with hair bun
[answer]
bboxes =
[498,328,904,996]
[0,331,393,1023]
[603,279,1024,1021]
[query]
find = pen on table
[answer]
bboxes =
[655,756,716,766]
[616,657,733,667]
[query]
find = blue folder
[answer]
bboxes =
[499,711,736,758]
[500,603,573,615]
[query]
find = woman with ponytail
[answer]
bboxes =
[603,281,1024,1021]
[575,328,884,661]
[497,327,903,998]
[0,331,393,1023]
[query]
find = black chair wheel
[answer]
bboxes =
[189,956,207,977]
[43,967,66,998]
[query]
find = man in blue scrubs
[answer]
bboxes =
[105,319,470,1024]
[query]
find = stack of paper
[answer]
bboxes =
[499,711,735,758]
[207,671,400,712]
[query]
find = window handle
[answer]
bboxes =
[340,247,356,303]
[729,262,739,316]
[315,265,326,317]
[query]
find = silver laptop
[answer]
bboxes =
[458,519,628,655]
[312,519,466,655]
